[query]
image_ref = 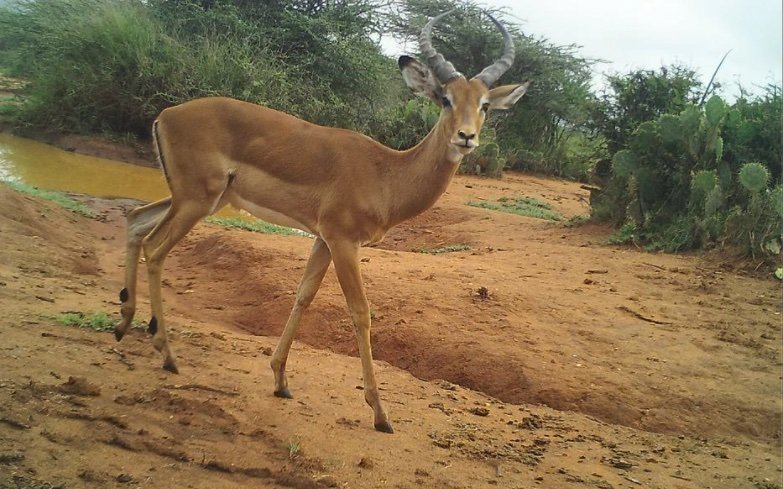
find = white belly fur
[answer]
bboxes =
[229,195,314,235]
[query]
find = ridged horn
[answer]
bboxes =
[473,12,515,87]
[419,10,462,83]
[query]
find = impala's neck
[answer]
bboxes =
[386,120,464,225]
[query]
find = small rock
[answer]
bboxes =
[606,457,633,470]
[358,457,374,469]
[316,474,339,487]
[468,406,490,417]
[116,473,133,483]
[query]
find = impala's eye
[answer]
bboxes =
[481,102,491,112]
[441,96,451,108]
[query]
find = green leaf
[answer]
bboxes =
[738,162,770,193]
[659,114,681,145]
[775,268,783,280]
[704,95,726,126]
[679,105,702,136]
[691,170,717,195]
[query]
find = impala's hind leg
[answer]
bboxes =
[142,199,214,373]
[116,197,172,341]
[271,238,332,398]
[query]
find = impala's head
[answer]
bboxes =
[399,11,530,157]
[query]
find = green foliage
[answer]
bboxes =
[54,311,115,332]
[608,223,638,246]
[704,94,727,126]
[0,0,397,135]
[467,196,562,221]
[722,84,782,184]
[564,214,590,227]
[738,162,770,193]
[3,180,94,217]
[205,216,307,236]
[591,65,702,154]
[592,88,782,260]
[370,97,439,150]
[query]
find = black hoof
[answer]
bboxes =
[119,287,129,303]
[148,316,158,335]
[162,360,179,374]
[374,421,394,434]
[114,328,125,342]
[273,388,293,399]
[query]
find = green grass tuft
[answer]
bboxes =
[418,244,472,254]
[54,312,115,332]
[206,216,308,236]
[467,196,562,221]
[3,180,94,217]
[608,223,638,245]
[564,214,590,227]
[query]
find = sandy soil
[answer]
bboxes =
[0,166,781,489]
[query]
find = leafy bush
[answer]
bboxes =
[0,0,397,135]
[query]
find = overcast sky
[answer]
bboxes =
[387,1,782,98]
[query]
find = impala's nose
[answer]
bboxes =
[455,130,478,149]
[458,130,476,142]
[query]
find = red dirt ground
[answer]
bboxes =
[0,164,781,488]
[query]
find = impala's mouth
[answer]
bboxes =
[452,140,478,152]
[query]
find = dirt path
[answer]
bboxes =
[0,172,780,489]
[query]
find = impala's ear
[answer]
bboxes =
[488,81,531,110]
[399,55,443,103]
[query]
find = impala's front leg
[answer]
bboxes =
[271,238,332,398]
[328,239,393,433]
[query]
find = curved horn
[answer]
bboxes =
[419,10,462,83]
[473,13,515,87]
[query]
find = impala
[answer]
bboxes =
[115,10,529,433]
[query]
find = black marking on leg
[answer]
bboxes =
[148,316,158,335]
[119,287,129,303]
[274,388,293,399]
[374,421,394,434]
[114,328,125,342]
[163,358,179,374]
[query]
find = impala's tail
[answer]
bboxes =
[152,119,170,184]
